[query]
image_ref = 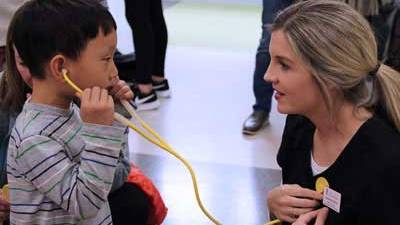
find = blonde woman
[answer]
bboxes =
[265,1,400,225]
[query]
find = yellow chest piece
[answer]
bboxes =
[315,177,329,193]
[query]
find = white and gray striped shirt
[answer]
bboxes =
[7,101,129,225]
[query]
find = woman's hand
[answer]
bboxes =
[292,207,329,225]
[267,184,323,223]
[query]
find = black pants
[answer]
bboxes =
[124,0,168,84]
[108,183,150,225]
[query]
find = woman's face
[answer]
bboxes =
[264,30,325,116]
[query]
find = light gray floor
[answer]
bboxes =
[108,1,285,224]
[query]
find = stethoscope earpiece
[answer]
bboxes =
[61,68,68,76]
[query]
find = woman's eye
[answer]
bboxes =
[279,61,290,71]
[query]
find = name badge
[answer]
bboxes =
[323,187,341,213]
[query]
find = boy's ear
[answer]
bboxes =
[49,54,67,82]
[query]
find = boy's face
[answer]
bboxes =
[67,28,118,92]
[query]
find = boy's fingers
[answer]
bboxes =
[75,92,82,99]
[81,88,91,103]
[100,88,109,103]
[107,95,114,107]
[109,80,123,96]
[124,91,134,100]
[90,87,101,102]
[115,86,133,100]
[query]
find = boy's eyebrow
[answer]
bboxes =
[99,45,116,56]
[107,45,116,52]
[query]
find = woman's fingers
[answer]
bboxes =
[292,208,329,225]
[315,207,329,225]
[283,185,323,200]
[292,210,319,225]
[285,196,321,208]
[291,207,316,217]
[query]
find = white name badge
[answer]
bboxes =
[323,187,341,213]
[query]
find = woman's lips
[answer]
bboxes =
[274,90,285,100]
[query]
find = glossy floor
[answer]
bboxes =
[108,1,285,224]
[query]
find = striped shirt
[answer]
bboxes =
[7,101,129,225]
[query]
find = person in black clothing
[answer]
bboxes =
[264,1,400,225]
[124,0,170,111]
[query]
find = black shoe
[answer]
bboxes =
[132,88,160,111]
[152,79,171,98]
[114,50,136,69]
[242,110,269,135]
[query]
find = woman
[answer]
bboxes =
[265,1,400,225]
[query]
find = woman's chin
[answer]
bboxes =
[277,104,294,115]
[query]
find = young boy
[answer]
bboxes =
[4,0,149,224]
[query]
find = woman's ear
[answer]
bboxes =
[49,54,67,82]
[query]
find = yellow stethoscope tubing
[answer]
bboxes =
[265,219,281,225]
[62,70,221,225]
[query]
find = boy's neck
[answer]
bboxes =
[30,79,72,109]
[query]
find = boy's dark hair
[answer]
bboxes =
[0,0,117,113]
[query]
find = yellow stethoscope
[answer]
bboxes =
[264,177,329,225]
[1,69,221,224]
[1,69,330,225]
[61,70,221,224]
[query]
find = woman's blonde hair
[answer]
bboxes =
[272,0,400,131]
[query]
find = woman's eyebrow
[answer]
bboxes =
[275,55,294,64]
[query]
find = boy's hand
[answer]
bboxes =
[109,79,133,102]
[78,87,114,126]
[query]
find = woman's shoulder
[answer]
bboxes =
[359,116,400,193]
[285,114,313,128]
[356,115,400,163]
[277,115,314,168]
[281,115,315,145]
[360,115,400,148]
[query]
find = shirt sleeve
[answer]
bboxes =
[13,123,125,220]
[110,126,131,193]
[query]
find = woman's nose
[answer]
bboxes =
[264,66,275,83]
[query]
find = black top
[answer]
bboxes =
[277,115,400,225]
